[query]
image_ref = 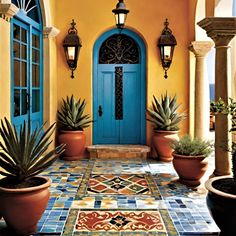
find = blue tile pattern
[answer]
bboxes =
[0,157,220,236]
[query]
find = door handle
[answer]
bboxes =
[26,93,30,111]
[98,105,103,117]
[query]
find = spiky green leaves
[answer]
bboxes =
[57,95,92,131]
[147,93,185,131]
[0,118,65,183]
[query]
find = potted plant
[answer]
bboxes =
[172,135,213,187]
[147,92,185,162]
[57,95,92,160]
[0,118,65,235]
[205,97,236,235]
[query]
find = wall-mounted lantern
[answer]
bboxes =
[158,19,177,79]
[112,0,129,29]
[63,19,82,79]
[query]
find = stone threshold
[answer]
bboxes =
[87,145,150,158]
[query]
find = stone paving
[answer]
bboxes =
[0,153,220,235]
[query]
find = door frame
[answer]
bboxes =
[10,8,43,131]
[92,28,146,144]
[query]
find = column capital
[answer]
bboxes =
[0,2,18,20]
[189,41,213,57]
[197,17,236,46]
[43,26,60,38]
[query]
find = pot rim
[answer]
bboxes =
[60,130,84,134]
[205,175,236,199]
[0,176,51,193]
[153,130,179,134]
[172,152,206,159]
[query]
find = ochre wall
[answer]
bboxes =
[0,18,11,121]
[54,0,195,149]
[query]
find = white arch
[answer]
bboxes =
[214,0,233,16]
[39,0,51,26]
[195,0,209,40]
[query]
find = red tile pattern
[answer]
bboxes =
[87,174,152,195]
[75,210,166,232]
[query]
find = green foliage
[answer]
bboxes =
[57,95,92,131]
[210,98,226,114]
[172,135,213,157]
[211,97,236,181]
[0,118,65,184]
[147,92,185,131]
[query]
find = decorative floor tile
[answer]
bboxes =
[63,209,178,235]
[153,173,207,199]
[72,197,96,209]
[0,156,220,236]
[148,161,177,175]
[136,198,167,209]
[92,159,149,174]
[37,209,68,234]
[37,173,83,234]
[166,198,220,235]
[42,159,89,175]
[75,210,166,232]
[87,174,152,195]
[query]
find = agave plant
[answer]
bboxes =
[0,118,65,186]
[57,95,92,131]
[147,93,185,131]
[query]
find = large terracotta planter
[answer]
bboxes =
[205,176,236,235]
[58,130,86,160]
[0,176,51,236]
[152,130,179,162]
[172,152,208,187]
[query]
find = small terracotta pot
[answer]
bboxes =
[172,152,208,187]
[58,130,86,160]
[152,130,179,162]
[0,176,51,236]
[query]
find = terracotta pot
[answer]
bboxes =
[205,176,236,235]
[58,130,86,160]
[172,152,208,187]
[0,176,51,236]
[152,130,179,162]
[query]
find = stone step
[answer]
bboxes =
[87,145,150,159]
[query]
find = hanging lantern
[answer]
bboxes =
[112,0,129,29]
[158,19,177,79]
[63,19,82,79]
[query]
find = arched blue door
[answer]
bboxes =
[11,0,43,131]
[93,29,146,144]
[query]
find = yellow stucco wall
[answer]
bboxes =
[54,0,194,148]
[0,17,11,120]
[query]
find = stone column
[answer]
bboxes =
[43,26,60,128]
[189,41,213,139]
[198,17,236,176]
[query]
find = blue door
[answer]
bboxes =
[93,29,146,144]
[11,0,43,132]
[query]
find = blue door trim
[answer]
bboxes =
[10,1,43,132]
[93,28,146,144]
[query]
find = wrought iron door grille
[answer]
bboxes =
[99,34,139,64]
[115,66,123,120]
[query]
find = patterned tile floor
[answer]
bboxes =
[0,156,220,236]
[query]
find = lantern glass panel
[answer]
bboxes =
[164,46,171,60]
[119,13,126,25]
[68,46,76,60]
